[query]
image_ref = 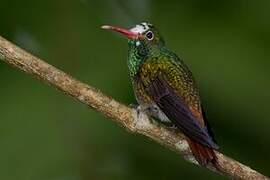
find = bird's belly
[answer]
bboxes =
[147,104,171,123]
[133,80,171,123]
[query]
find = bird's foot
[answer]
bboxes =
[130,103,150,119]
[134,105,147,120]
[131,104,154,131]
[130,103,143,119]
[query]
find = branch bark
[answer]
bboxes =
[0,36,268,180]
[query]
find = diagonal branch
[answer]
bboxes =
[0,36,268,180]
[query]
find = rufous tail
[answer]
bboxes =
[188,139,220,170]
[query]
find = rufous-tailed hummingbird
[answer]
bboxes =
[102,22,219,167]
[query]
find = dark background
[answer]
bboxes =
[0,0,269,179]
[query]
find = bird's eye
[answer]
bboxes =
[145,31,154,40]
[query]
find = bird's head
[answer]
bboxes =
[101,22,165,48]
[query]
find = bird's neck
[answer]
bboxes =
[127,40,161,78]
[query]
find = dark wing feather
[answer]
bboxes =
[144,74,219,149]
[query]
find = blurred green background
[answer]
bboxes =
[0,0,270,179]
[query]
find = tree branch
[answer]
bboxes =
[0,35,268,180]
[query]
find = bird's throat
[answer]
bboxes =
[127,40,149,78]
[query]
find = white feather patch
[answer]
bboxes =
[130,22,150,34]
[135,41,141,46]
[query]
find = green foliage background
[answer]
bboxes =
[0,0,269,179]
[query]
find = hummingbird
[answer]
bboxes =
[101,22,219,167]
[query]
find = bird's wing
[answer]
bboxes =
[136,59,218,149]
